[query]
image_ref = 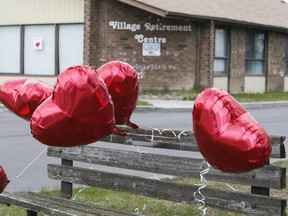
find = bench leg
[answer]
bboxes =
[27,209,37,216]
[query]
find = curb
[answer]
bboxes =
[1,101,288,113]
[136,101,288,112]
[241,101,288,109]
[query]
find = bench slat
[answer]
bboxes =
[48,164,286,216]
[101,128,286,158]
[47,146,286,189]
[0,191,134,216]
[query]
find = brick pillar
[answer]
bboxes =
[84,0,104,68]
[198,21,214,88]
[266,32,285,92]
[84,0,94,66]
[229,27,245,94]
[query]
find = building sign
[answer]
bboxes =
[109,21,192,32]
[142,43,160,56]
[135,34,166,44]
[144,22,192,32]
[109,20,192,56]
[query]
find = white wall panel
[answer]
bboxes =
[213,77,228,92]
[0,0,84,25]
[284,77,288,92]
[0,76,57,86]
[244,76,266,93]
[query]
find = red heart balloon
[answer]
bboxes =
[0,78,53,120]
[192,88,271,173]
[97,61,139,129]
[31,65,120,147]
[0,166,9,193]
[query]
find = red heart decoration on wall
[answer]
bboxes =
[35,42,40,47]
[97,61,139,129]
[192,88,271,173]
[0,78,53,120]
[31,65,118,147]
[0,166,9,194]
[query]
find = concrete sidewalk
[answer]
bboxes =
[138,99,288,111]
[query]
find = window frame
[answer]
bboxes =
[0,23,84,75]
[285,36,288,76]
[245,30,267,76]
[213,26,229,76]
[0,26,22,74]
[23,24,56,76]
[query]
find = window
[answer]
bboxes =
[59,24,84,72]
[214,27,229,75]
[245,31,266,75]
[0,24,84,75]
[24,25,55,75]
[0,26,21,73]
[285,36,288,75]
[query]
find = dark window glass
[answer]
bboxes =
[245,32,266,75]
[214,28,228,75]
[285,36,288,75]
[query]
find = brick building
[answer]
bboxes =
[1,0,288,93]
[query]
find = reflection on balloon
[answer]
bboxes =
[31,65,123,147]
[0,166,9,194]
[0,78,53,120]
[192,88,271,173]
[97,61,139,129]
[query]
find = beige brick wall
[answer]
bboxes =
[84,0,287,93]
[198,21,214,88]
[229,26,246,94]
[84,0,196,92]
[267,32,286,92]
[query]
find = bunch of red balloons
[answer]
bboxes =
[0,61,139,147]
[0,61,139,193]
[0,68,273,194]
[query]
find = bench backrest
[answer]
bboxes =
[47,128,287,216]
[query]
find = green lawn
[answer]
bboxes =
[232,92,288,102]
[140,89,288,103]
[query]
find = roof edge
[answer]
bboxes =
[167,11,288,32]
[117,0,167,17]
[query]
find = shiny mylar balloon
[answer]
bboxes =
[0,166,9,193]
[31,65,124,147]
[192,88,271,173]
[97,61,139,129]
[0,78,53,120]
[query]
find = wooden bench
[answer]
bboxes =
[0,127,286,215]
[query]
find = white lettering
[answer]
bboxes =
[109,21,192,32]
[144,22,192,32]
[135,34,166,44]
[109,21,141,32]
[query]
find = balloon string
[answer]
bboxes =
[193,161,210,216]
[126,128,191,151]
[126,133,179,140]
[226,183,236,191]
[134,185,160,215]
[72,186,88,200]
[12,147,48,180]
[134,199,160,215]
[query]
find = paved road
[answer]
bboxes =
[0,105,287,192]
[132,106,288,140]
